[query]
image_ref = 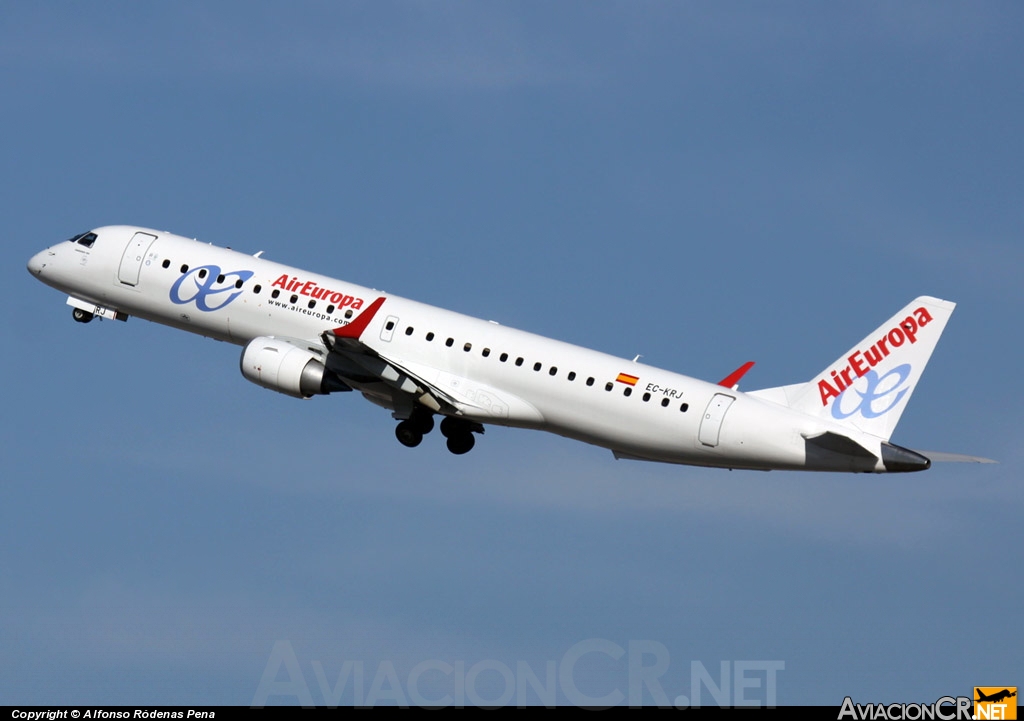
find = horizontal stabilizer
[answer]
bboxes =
[803,431,877,459]
[911,450,997,464]
[802,432,934,472]
[612,450,659,463]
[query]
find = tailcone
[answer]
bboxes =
[881,442,931,473]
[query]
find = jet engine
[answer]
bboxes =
[240,336,348,398]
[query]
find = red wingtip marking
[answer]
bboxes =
[718,361,755,388]
[333,296,386,339]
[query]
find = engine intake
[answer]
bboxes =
[240,336,346,398]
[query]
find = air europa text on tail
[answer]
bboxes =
[818,306,934,406]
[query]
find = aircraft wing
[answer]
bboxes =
[321,297,542,423]
[323,325,461,415]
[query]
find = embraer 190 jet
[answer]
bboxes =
[27,226,993,472]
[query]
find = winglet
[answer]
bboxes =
[332,296,386,339]
[718,361,755,389]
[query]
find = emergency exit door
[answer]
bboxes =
[118,232,157,286]
[698,394,734,447]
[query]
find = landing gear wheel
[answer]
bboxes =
[446,433,475,455]
[439,416,483,454]
[395,421,423,448]
[440,416,463,438]
[409,411,435,435]
[72,308,94,324]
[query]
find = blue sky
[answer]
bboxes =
[2,2,1021,706]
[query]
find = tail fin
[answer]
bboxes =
[751,296,956,441]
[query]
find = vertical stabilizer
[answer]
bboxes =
[771,296,955,441]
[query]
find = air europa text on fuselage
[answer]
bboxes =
[271,274,365,309]
[818,306,934,406]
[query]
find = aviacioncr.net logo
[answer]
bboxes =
[831,364,912,420]
[170,265,254,312]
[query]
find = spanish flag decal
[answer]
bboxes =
[616,373,639,386]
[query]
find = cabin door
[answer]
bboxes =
[698,394,734,447]
[118,232,157,286]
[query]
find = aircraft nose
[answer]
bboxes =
[27,247,51,276]
[27,249,49,276]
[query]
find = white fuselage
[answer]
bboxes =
[28,225,899,472]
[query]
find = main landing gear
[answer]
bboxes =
[394,410,434,448]
[72,308,94,323]
[394,410,484,455]
[440,416,478,455]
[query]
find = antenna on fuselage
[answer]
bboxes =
[253,251,264,258]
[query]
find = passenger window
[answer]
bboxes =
[680,403,689,412]
[308,300,316,309]
[482,348,491,357]
[217,274,225,283]
[180,264,189,273]
[386,320,395,331]
[549,367,557,376]
[661,398,670,407]
[533,362,542,371]
[345,310,353,319]
[464,343,472,352]
[446,338,454,347]
[567,372,576,381]
[642,392,651,402]
[254,285,262,294]
[405,327,414,336]
[515,357,524,367]
[327,304,335,313]
[198,269,207,279]
[586,377,594,386]
[624,387,632,397]
[161,259,170,269]
[426,332,435,341]
[235,279,244,289]
[500,353,508,362]
[290,294,298,303]
[605,382,613,391]
[272,289,280,298]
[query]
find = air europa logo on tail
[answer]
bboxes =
[271,274,365,309]
[818,306,934,407]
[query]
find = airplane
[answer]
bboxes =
[976,689,1017,704]
[27,225,994,472]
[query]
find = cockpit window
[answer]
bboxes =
[67,232,97,248]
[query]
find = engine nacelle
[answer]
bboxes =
[240,336,336,398]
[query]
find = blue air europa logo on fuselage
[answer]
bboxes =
[170,265,254,311]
